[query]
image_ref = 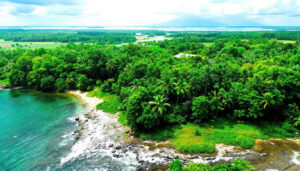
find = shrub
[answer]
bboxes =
[55,78,69,92]
[231,159,255,171]
[192,96,210,122]
[101,78,115,92]
[169,159,183,171]
[183,162,212,171]
[170,159,255,171]
[195,129,201,136]
[137,126,175,141]
[118,112,128,126]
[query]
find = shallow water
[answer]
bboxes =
[0,89,86,170]
[251,139,300,171]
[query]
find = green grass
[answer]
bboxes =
[278,40,296,44]
[137,126,178,141]
[96,98,120,114]
[87,88,121,114]
[170,159,255,171]
[118,112,128,126]
[170,122,269,153]
[0,40,66,49]
[87,88,118,101]
[136,119,296,154]
[0,79,10,86]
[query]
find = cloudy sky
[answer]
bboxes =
[0,0,300,26]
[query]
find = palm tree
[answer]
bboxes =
[105,61,115,77]
[260,92,273,109]
[148,95,171,115]
[172,79,191,103]
[160,78,173,97]
[209,90,223,117]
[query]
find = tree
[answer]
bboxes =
[192,96,210,122]
[260,92,274,109]
[172,79,191,103]
[40,75,55,90]
[148,95,171,115]
[77,74,88,91]
[55,78,69,92]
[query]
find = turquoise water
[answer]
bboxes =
[0,89,85,170]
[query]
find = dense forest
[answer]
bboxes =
[0,30,137,44]
[0,31,299,140]
[169,31,300,41]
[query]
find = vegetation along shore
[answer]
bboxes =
[0,30,299,170]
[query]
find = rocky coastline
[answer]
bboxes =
[63,91,300,171]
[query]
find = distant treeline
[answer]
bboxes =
[168,31,300,41]
[0,30,137,44]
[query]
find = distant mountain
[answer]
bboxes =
[154,15,263,27]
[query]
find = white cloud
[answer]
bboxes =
[0,0,299,26]
[32,6,48,16]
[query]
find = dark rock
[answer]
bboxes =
[136,166,144,171]
[188,156,197,159]
[113,154,119,158]
[205,157,215,161]
[115,145,122,150]
[112,150,116,153]
[109,144,114,148]
[75,118,80,121]
[166,156,173,160]
[138,160,144,163]
[75,132,82,140]
[122,149,128,153]
[174,155,179,159]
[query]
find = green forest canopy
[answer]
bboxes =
[0,31,299,134]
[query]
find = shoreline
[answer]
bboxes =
[66,90,103,110]
[0,88,299,170]
[62,90,300,171]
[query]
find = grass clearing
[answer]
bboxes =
[87,88,121,114]
[279,40,296,44]
[96,98,120,114]
[137,119,296,153]
[170,122,270,153]
[0,40,66,49]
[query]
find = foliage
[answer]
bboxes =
[169,159,183,171]
[137,126,176,141]
[168,120,293,153]
[0,30,136,44]
[0,31,299,139]
[169,159,255,171]
[0,79,10,86]
[96,98,120,114]
[118,112,128,126]
[88,88,121,114]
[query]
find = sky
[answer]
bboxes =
[0,0,300,26]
